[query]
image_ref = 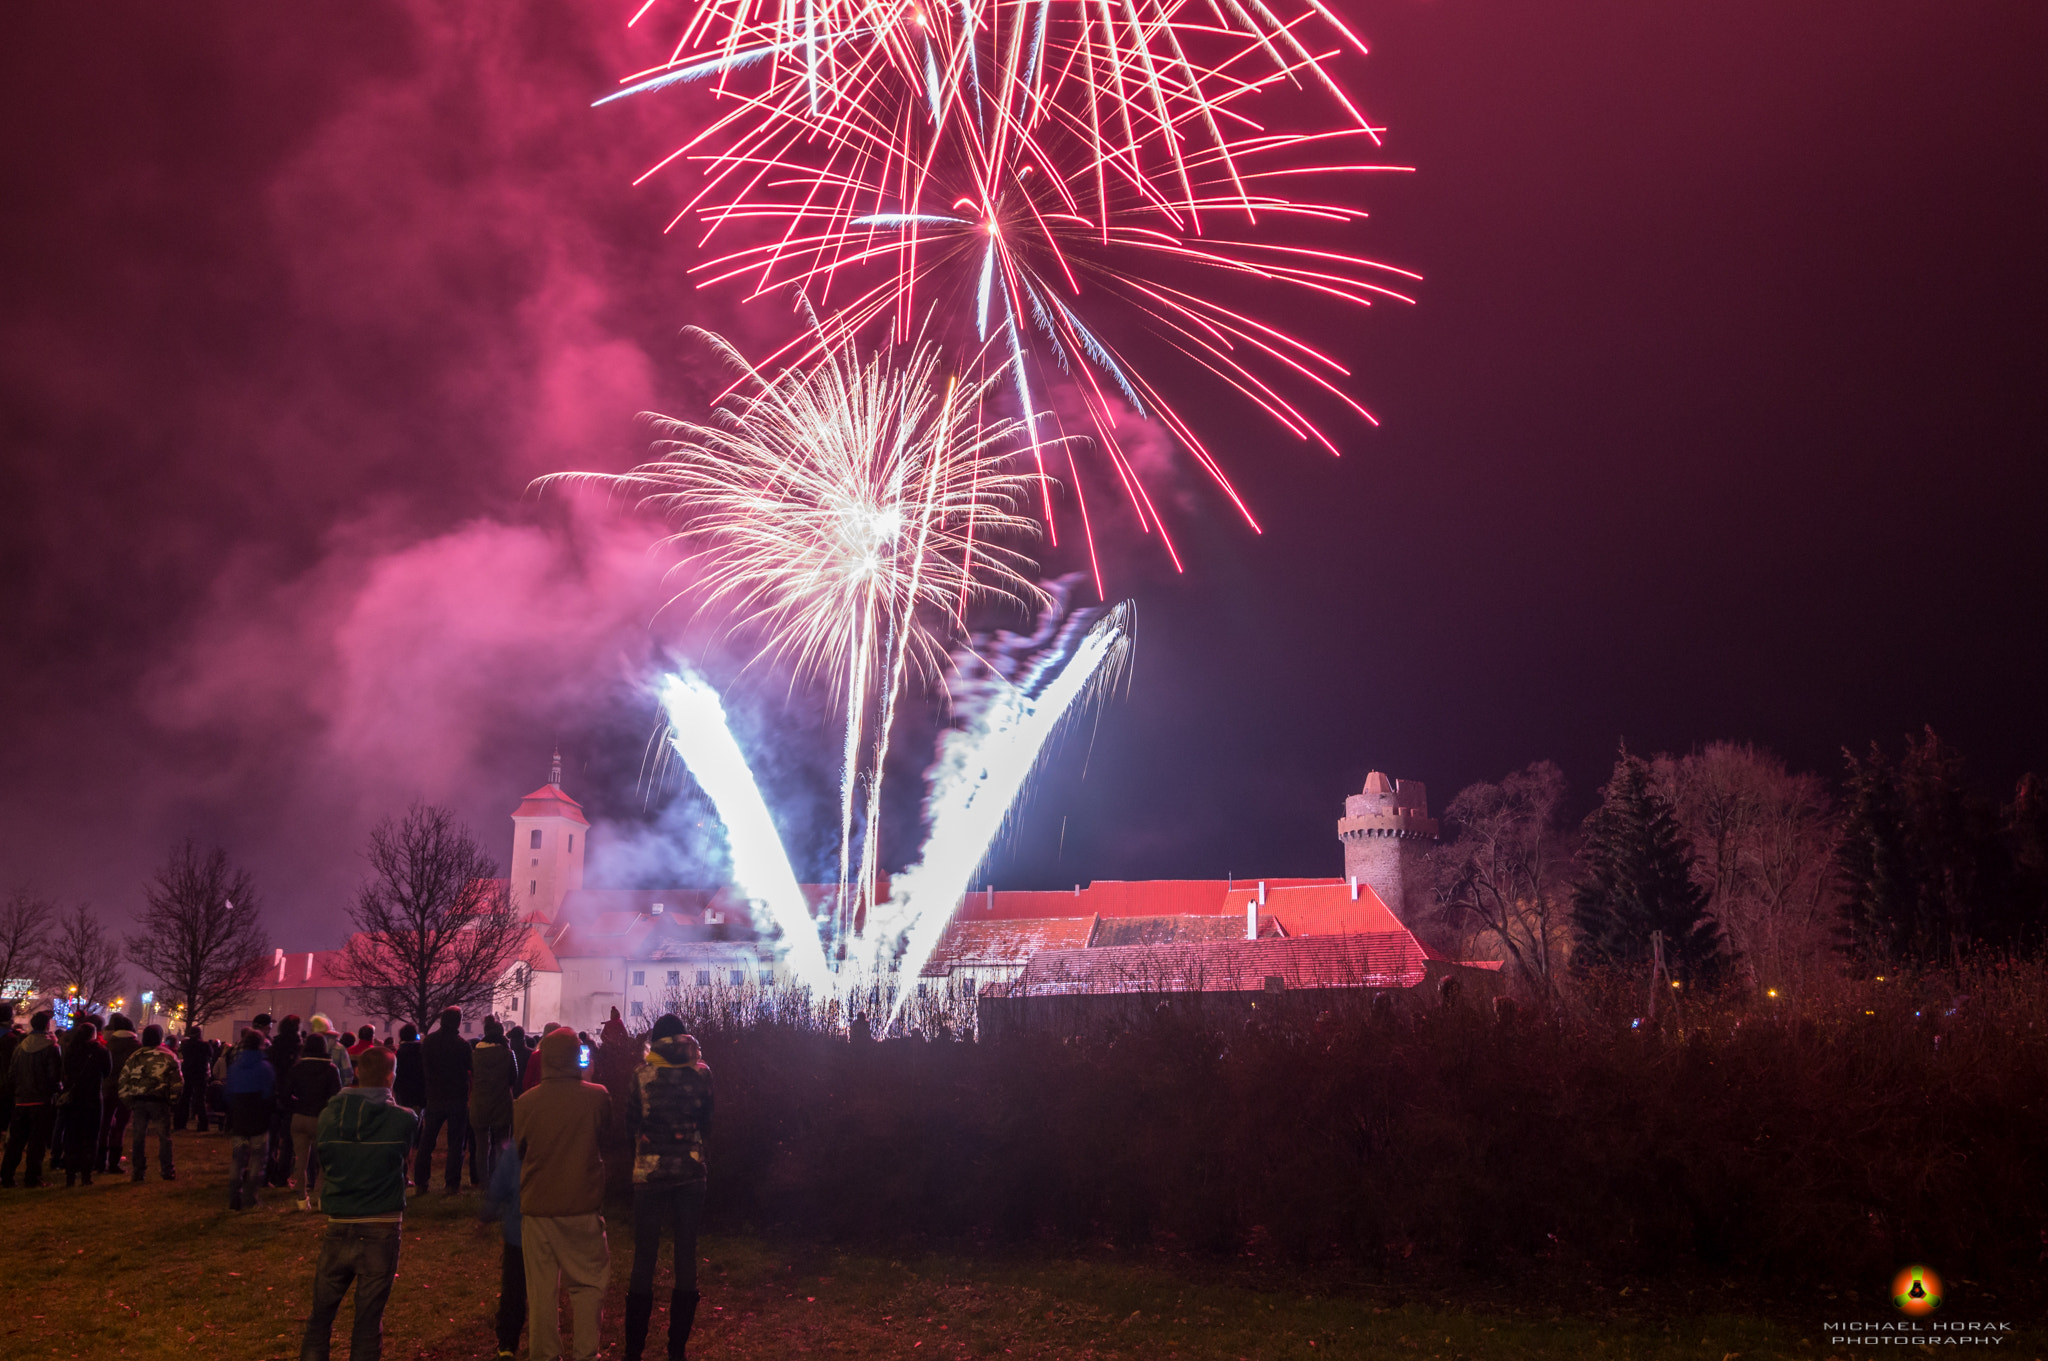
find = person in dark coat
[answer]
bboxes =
[417,1007,472,1192]
[1,1010,64,1188]
[265,1014,303,1187]
[177,1025,212,1132]
[621,1015,714,1361]
[469,1016,518,1189]
[591,1008,644,1198]
[224,1030,277,1210]
[393,1023,427,1110]
[0,1001,21,1134]
[284,1032,343,1211]
[60,1018,111,1187]
[99,1015,141,1172]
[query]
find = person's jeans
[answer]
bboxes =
[473,1119,508,1187]
[64,1098,102,1180]
[495,1238,528,1352]
[414,1106,467,1191]
[230,1134,264,1208]
[98,1099,130,1170]
[301,1221,401,1361]
[267,1108,295,1186]
[177,1071,210,1131]
[128,1100,174,1178]
[292,1114,323,1199]
[628,1181,706,1296]
[522,1212,610,1361]
[1,1104,55,1185]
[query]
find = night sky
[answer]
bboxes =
[3,1,2044,950]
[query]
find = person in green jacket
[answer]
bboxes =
[301,1044,419,1361]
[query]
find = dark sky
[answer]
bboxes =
[3,0,2044,951]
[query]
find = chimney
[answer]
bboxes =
[1246,900,1257,941]
[650,902,663,914]
[1350,876,1359,901]
[985,885,994,912]
[1257,880,1267,906]
[304,953,314,982]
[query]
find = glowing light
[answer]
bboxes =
[658,670,834,990]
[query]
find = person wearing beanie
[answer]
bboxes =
[393,1023,426,1111]
[514,1025,614,1361]
[621,1015,714,1361]
[117,1024,183,1181]
[302,1042,419,1361]
[60,1017,110,1188]
[99,1014,141,1173]
[469,1016,518,1188]
[224,1030,277,1211]
[1,1010,63,1187]
[285,1033,343,1212]
[308,1015,354,1089]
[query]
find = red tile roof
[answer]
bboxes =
[1221,881,1406,938]
[512,782,590,826]
[951,878,1343,922]
[1012,932,1429,995]
[920,916,1097,976]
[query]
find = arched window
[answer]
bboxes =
[530,830,543,850]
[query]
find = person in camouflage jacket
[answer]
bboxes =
[118,1025,183,1181]
[619,1015,713,1361]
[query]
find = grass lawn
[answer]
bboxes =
[2,1133,1831,1359]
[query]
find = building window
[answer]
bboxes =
[530,830,543,849]
[529,881,537,896]
[632,971,645,987]
[696,970,712,987]
[630,1001,644,1018]
[568,834,574,854]
[666,970,680,988]
[761,971,775,986]
[918,981,928,996]
[729,969,745,986]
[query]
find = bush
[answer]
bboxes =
[690,961,2048,1292]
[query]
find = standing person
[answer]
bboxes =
[177,1025,212,1132]
[417,1007,471,1193]
[100,1015,141,1173]
[286,1033,343,1212]
[479,1137,527,1361]
[301,1044,419,1361]
[309,1016,354,1089]
[224,1031,276,1211]
[621,1016,714,1361]
[514,1026,613,1361]
[591,1008,643,1197]
[60,1017,111,1188]
[469,1016,517,1188]
[1,1009,62,1187]
[392,1024,425,1111]
[266,1015,303,1188]
[119,1025,183,1181]
[0,1002,21,1134]
[521,1022,561,1093]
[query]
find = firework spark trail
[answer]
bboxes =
[539,323,1051,931]
[869,597,1131,1017]
[598,5,1417,581]
[657,670,835,990]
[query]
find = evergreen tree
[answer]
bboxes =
[1572,750,1724,983]
[1837,729,2023,967]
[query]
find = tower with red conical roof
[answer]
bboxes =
[511,748,588,925]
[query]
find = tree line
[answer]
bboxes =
[2,804,532,1032]
[1426,728,2048,998]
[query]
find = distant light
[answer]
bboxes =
[1766,988,1778,999]
[1875,975,1886,982]
[141,991,154,1004]
[1670,980,1681,989]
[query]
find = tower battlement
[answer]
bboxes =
[1338,771,1438,923]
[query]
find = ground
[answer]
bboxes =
[0,1134,1880,1359]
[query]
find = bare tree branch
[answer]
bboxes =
[334,803,528,1030]
[47,901,125,1006]
[126,840,271,1026]
[1430,762,1577,1000]
[0,889,52,1002]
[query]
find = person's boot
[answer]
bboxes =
[668,1290,701,1361]
[622,1292,654,1361]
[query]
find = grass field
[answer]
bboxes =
[0,1133,1896,1360]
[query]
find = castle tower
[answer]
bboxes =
[510,748,588,925]
[1338,771,1439,924]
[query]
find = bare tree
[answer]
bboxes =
[0,889,52,1003]
[1430,762,1577,999]
[47,901,125,1007]
[335,804,528,1030]
[1652,742,1839,992]
[126,840,271,1026]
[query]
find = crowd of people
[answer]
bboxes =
[0,999,714,1361]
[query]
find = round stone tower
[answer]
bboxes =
[1338,771,1439,924]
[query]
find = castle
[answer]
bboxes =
[229,761,1483,1038]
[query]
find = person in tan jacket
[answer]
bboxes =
[513,1026,613,1361]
